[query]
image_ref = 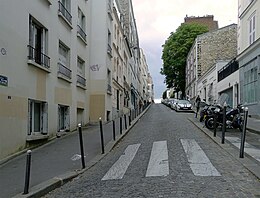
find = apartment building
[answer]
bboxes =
[184,15,219,31]
[0,0,90,160]
[237,0,260,117]
[185,24,237,103]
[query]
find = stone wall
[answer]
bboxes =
[198,24,237,77]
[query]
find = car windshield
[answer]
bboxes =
[178,100,190,104]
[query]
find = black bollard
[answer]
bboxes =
[213,113,217,137]
[124,114,127,130]
[120,116,122,134]
[112,120,116,141]
[99,118,105,154]
[221,104,227,144]
[78,123,85,169]
[240,107,249,158]
[23,150,32,194]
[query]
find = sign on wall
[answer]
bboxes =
[0,75,8,86]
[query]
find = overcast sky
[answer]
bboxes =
[132,0,238,99]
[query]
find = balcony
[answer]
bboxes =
[27,45,50,72]
[58,1,72,25]
[77,25,87,43]
[76,74,86,89]
[57,62,72,82]
[218,59,239,82]
[107,44,112,56]
[107,83,112,94]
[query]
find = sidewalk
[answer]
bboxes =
[0,107,150,198]
[188,115,260,180]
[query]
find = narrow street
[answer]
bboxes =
[43,104,260,198]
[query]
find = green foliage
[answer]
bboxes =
[162,90,167,99]
[161,23,208,97]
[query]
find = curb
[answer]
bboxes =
[13,106,150,198]
[188,118,260,180]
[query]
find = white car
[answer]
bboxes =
[175,100,193,112]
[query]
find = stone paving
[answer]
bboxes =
[43,104,260,198]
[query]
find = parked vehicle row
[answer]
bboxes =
[202,94,244,131]
[162,98,194,113]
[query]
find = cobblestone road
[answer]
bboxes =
[43,104,260,198]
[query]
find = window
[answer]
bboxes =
[28,15,50,68]
[58,105,70,131]
[249,13,256,44]
[244,66,258,103]
[58,0,72,25]
[28,100,48,135]
[77,57,86,87]
[77,8,87,41]
[58,42,71,79]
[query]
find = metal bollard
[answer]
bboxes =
[99,117,105,154]
[23,150,32,194]
[213,113,217,137]
[221,104,227,144]
[78,123,85,169]
[240,107,248,158]
[112,120,116,141]
[124,114,127,130]
[120,116,122,134]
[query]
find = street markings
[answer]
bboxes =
[102,139,222,181]
[102,144,141,180]
[181,139,221,176]
[226,136,260,162]
[146,141,169,177]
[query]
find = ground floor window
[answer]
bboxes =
[28,99,48,135]
[244,66,258,103]
[58,105,70,131]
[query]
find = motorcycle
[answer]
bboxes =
[204,94,244,131]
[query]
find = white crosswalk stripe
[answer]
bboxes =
[146,140,169,177]
[226,136,260,162]
[181,139,221,176]
[102,144,141,180]
[102,140,221,181]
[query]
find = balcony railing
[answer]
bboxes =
[218,59,239,82]
[107,44,112,55]
[77,74,86,86]
[107,84,112,93]
[77,25,87,41]
[58,62,71,79]
[27,45,50,69]
[58,1,72,24]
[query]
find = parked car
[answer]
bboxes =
[175,100,193,112]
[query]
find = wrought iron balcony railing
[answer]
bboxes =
[58,1,72,24]
[107,83,112,92]
[58,62,72,79]
[77,74,86,86]
[27,45,50,69]
[77,25,87,41]
[218,59,238,82]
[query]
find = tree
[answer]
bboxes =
[162,90,167,99]
[161,23,208,98]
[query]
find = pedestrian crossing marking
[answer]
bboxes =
[226,136,260,162]
[181,139,221,176]
[101,144,141,180]
[146,140,169,177]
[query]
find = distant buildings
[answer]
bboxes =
[184,15,219,31]
[0,0,153,161]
